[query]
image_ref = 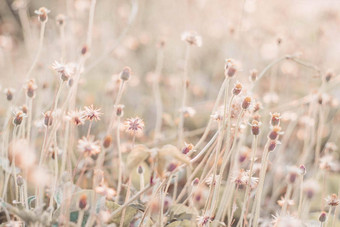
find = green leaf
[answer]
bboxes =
[106,200,138,226]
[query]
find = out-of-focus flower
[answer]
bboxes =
[84,105,102,121]
[124,117,145,136]
[205,174,220,187]
[51,61,76,81]
[34,7,50,22]
[180,106,196,118]
[277,197,295,207]
[325,194,339,207]
[77,137,101,156]
[66,110,85,126]
[181,31,202,47]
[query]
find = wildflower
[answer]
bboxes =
[249,69,258,82]
[4,88,15,101]
[13,110,26,126]
[51,61,75,81]
[103,135,112,148]
[268,140,281,152]
[249,119,261,136]
[232,169,247,186]
[56,14,66,27]
[114,104,125,117]
[120,67,132,81]
[95,185,116,200]
[303,179,320,199]
[181,31,202,47]
[272,213,302,227]
[324,142,337,153]
[244,170,259,188]
[205,174,220,186]
[319,211,327,222]
[180,106,196,118]
[66,110,85,126]
[242,96,252,110]
[77,137,101,156]
[34,7,50,23]
[84,105,102,121]
[225,58,238,77]
[232,81,242,95]
[268,126,284,140]
[24,79,38,98]
[124,117,145,136]
[210,107,224,122]
[286,166,302,184]
[270,112,281,126]
[182,142,195,154]
[43,111,53,126]
[78,194,87,210]
[325,194,339,207]
[277,197,295,207]
[196,215,212,226]
[319,154,338,171]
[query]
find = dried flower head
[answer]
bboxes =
[24,79,38,98]
[34,7,50,23]
[268,126,284,140]
[232,81,243,95]
[84,105,102,121]
[325,194,339,207]
[120,67,132,81]
[56,14,66,27]
[270,112,281,126]
[249,120,261,136]
[124,117,145,136]
[114,104,125,117]
[51,61,75,81]
[77,137,101,156]
[13,110,26,126]
[319,211,326,222]
[78,194,87,210]
[268,140,281,152]
[225,59,238,78]
[242,96,252,110]
[4,88,15,101]
[66,110,85,126]
[181,31,202,47]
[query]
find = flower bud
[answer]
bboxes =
[319,211,326,222]
[232,82,242,95]
[242,96,252,110]
[120,67,131,81]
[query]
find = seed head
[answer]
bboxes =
[78,194,87,210]
[13,111,26,126]
[270,112,281,126]
[181,31,202,47]
[319,211,326,222]
[232,81,242,95]
[242,96,252,110]
[67,110,85,126]
[225,59,238,78]
[4,88,15,101]
[268,126,283,140]
[24,79,38,98]
[56,14,66,27]
[249,69,258,82]
[299,165,307,176]
[325,194,339,207]
[103,135,112,149]
[43,111,53,126]
[114,104,125,117]
[268,140,280,152]
[81,45,88,55]
[34,7,50,23]
[124,117,145,136]
[77,137,101,156]
[249,120,261,136]
[120,67,132,81]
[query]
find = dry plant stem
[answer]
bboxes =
[238,135,258,227]
[178,45,191,146]
[59,23,66,61]
[116,116,123,202]
[25,21,46,80]
[252,144,270,227]
[77,210,85,227]
[325,207,333,227]
[194,78,228,149]
[314,103,325,167]
[26,97,33,141]
[108,81,125,134]
[86,0,97,49]
[120,177,132,227]
[281,183,293,216]
[18,5,32,53]
[297,175,304,218]
[228,185,239,227]
[109,184,153,221]
[153,47,164,143]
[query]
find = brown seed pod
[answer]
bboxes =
[242,96,252,110]
[120,67,132,81]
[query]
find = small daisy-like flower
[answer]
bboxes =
[325,194,339,207]
[232,170,247,186]
[84,105,102,121]
[277,196,295,207]
[181,31,202,47]
[34,7,50,22]
[205,174,220,187]
[243,170,258,188]
[77,136,101,156]
[180,106,196,118]
[66,110,85,126]
[124,117,145,136]
[51,61,75,81]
